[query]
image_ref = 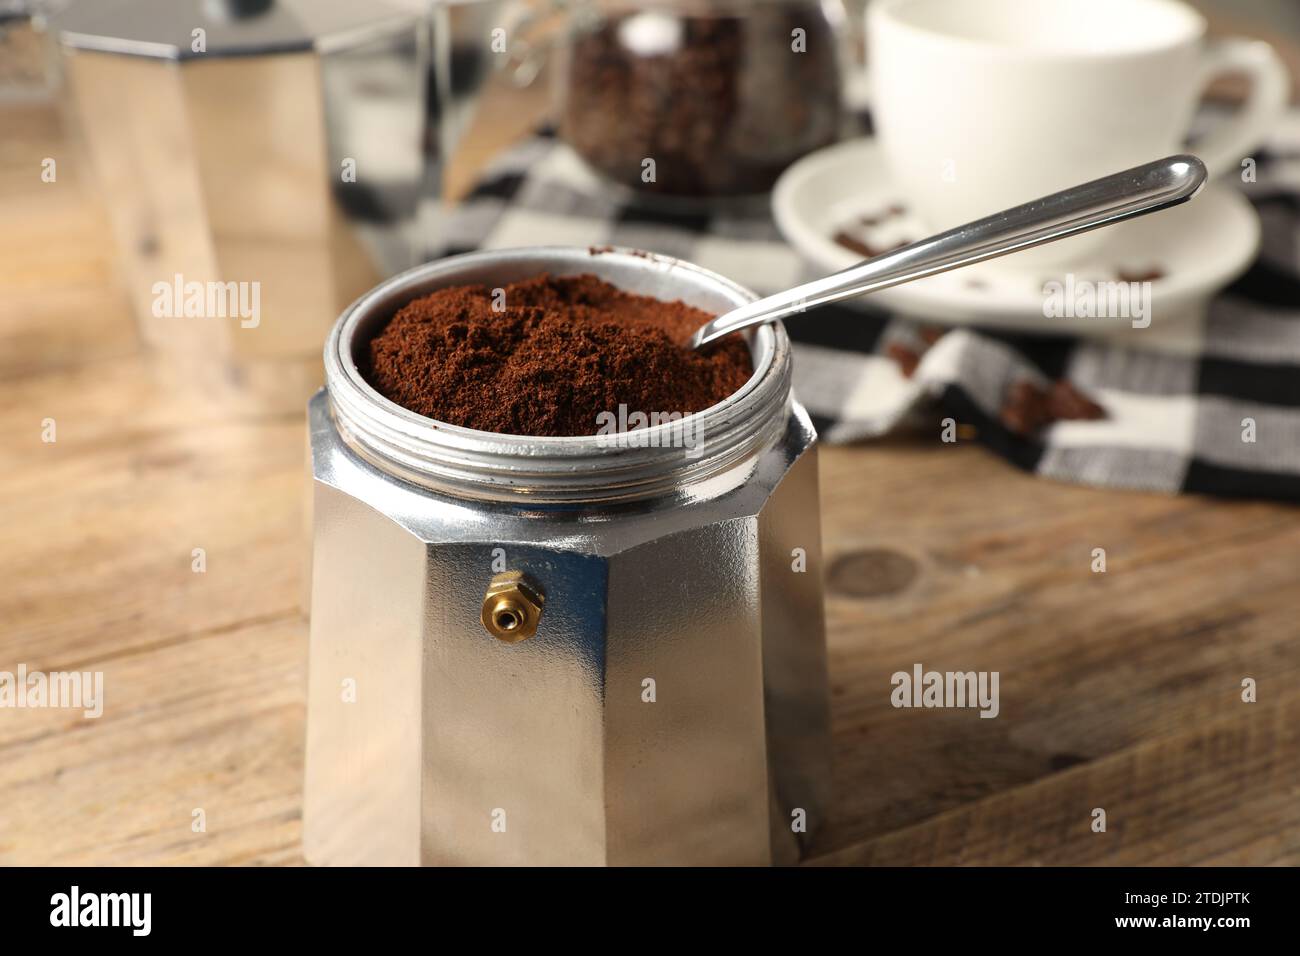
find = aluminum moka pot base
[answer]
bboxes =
[303,247,832,866]
[56,0,428,414]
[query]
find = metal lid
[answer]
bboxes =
[0,0,32,22]
[56,0,420,60]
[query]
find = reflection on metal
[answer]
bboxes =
[430,0,529,158]
[0,1,63,102]
[304,247,832,866]
[55,0,429,412]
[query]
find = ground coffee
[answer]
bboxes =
[366,274,752,437]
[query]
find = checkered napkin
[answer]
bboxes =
[427,116,1300,502]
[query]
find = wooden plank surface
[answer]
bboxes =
[2,76,1298,866]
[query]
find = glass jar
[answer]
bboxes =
[556,0,849,199]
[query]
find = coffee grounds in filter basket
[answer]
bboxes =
[365,274,753,437]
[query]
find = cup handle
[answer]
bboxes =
[1191,38,1289,179]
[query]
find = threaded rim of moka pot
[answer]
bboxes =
[323,246,793,504]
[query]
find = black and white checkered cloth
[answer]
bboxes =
[428,115,1300,502]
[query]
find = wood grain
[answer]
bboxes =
[812,438,1300,856]
[2,73,1298,865]
[814,690,1300,866]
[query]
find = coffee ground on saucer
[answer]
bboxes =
[365,274,752,437]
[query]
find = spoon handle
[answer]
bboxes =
[689,154,1208,349]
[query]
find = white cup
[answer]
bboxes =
[868,0,1289,263]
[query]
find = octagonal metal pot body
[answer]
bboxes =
[303,247,831,866]
[56,0,429,412]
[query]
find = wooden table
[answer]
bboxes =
[3,86,1298,867]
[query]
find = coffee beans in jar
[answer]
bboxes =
[559,0,846,199]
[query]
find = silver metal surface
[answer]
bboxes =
[0,1,63,102]
[56,0,430,412]
[57,0,415,59]
[431,0,530,155]
[691,153,1209,347]
[304,247,831,866]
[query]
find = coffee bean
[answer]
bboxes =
[1117,266,1165,283]
[886,342,921,378]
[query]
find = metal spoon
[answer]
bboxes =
[688,154,1208,349]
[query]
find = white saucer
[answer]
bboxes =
[773,138,1261,336]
